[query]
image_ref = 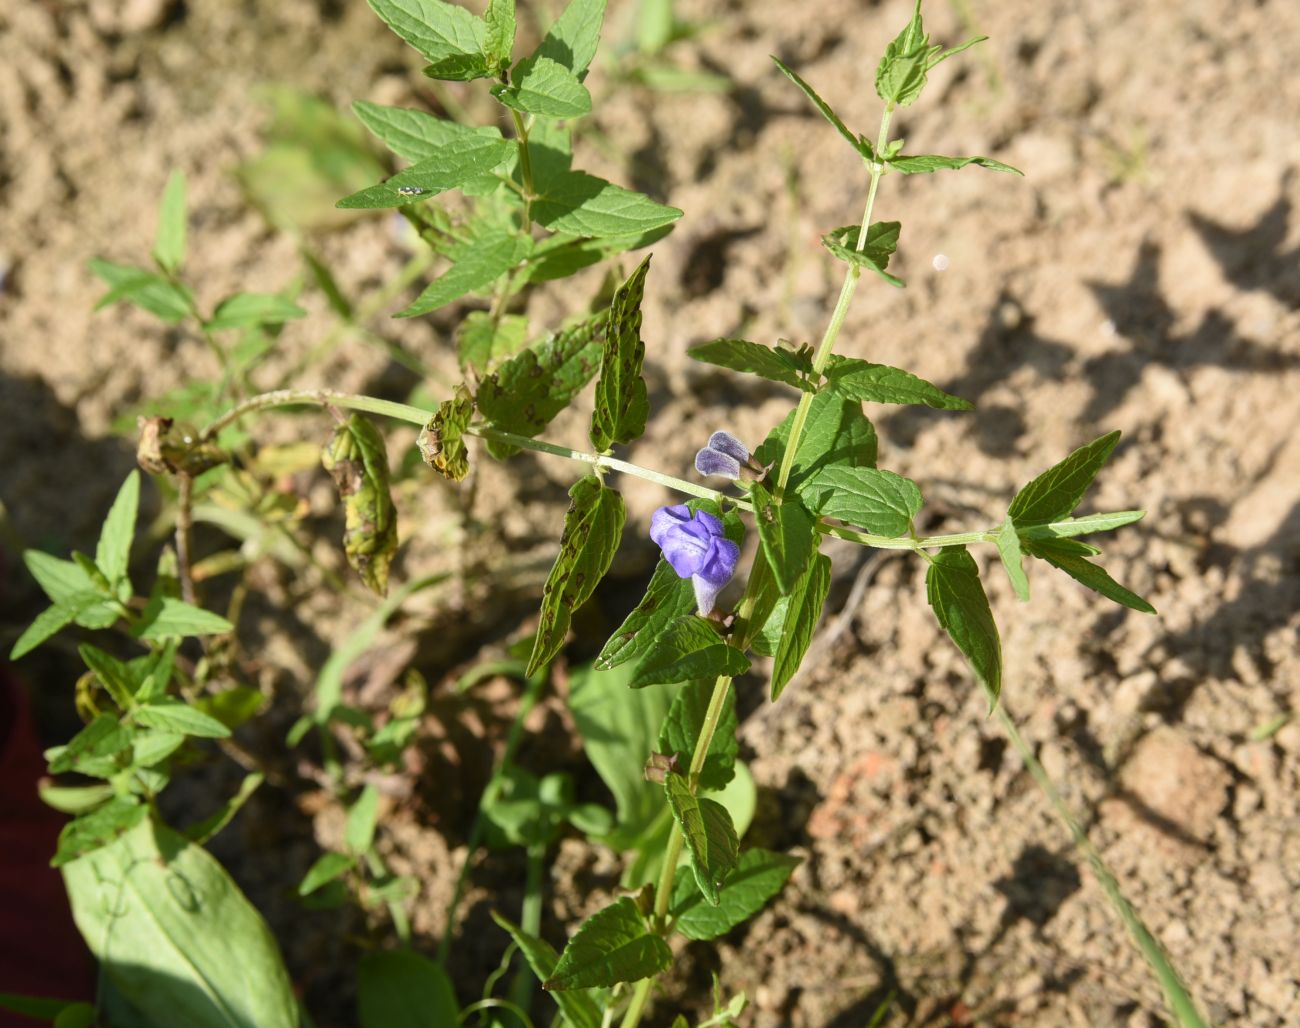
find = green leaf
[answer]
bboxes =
[545,896,670,990]
[417,385,473,482]
[456,310,528,372]
[535,0,606,79]
[0,994,91,1022]
[589,255,651,450]
[528,477,626,675]
[10,596,100,660]
[352,101,501,163]
[25,550,104,606]
[494,55,592,117]
[53,796,147,867]
[753,391,878,494]
[397,226,532,317]
[491,913,601,1028]
[798,466,923,537]
[483,0,516,66]
[823,355,972,410]
[1019,510,1145,540]
[90,259,193,324]
[321,415,398,595]
[39,782,117,815]
[183,772,264,845]
[596,560,695,671]
[78,644,137,710]
[300,851,356,895]
[533,169,682,238]
[1024,539,1156,614]
[768,552,831,701]
[770,57,874,162]
[925,546,1002,708]
[665,773,739,904]
[750,483,817,595]
[95,471,140,586]
[888,153,1022,176]
[46,714,134,777]
[336,132,512,209]
[658,679,737,791]
[205,293,307,331]
[994,519,1030,602]
[136,597,234,640]
[629,615,749,689]
[132,730,185,768]
[1008,431,1122,526]
[346,784,381,854]
[822,222,904,286]
[134,698,232,739]
[670,848,799,941]
[477,311,606,450]
[368,0,488,68]
[153,171,187,273]
[874,0,940,108]
[688,338,814,391]
[358,950,460,1028]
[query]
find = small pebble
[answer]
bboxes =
[932,253,950,271]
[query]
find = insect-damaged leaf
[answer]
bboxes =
[887,153,1022,176]
[589,255,651,450]
[545,896,670,990]
[528,476,625,675]
[322,414,398,595]
[925,546,1002,709]
[417,385,473,481]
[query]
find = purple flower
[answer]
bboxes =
[649,504,741,615]
[695,430,762,481]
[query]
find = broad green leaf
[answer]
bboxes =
[397,226,532,317]
[658,679,737,791]
[688,338,814,391]
[528,477,626,675]
[994,519,1030,601]
[321,414,398,595]
[346,784,381,853]
[95,471,139,586]
[90,259,193,324]
[53,796,147,867]
[299,851,356,895]
[925,546,1002,708]
[132,730,185,768]
[753,391,878,494]
[1008,431,1122,526]
[545,896,671,990]
[64,818,297,1027]
[368,0,487,68]
[493,55,592,117]
[670,848,799,941]
[535,0,606,79]
[596,559,695,670]
[1020,510,1145,539]
[358,950,459,1028]
[750,483,817,595]
[888,153,1022,176]
[483,0,516,65]
[589,255,651,450]
[1024,539,1156,614]
[205,294,307,331]
[771,57,874,162]
[823,355,972,410]
[768,552,831,700]
[78,644,137,711]
[629,615,749,689]
[477,311,606,451]
[491,913,601,1028]
[822,222,903,287]
[25,550,105,606]
[136,597,234,640]
[533,169,682,238]
[417,385,473,482]
[665,773,739,904]
[10,595,101,660]
[336,133,512,209]
[798,466,923,537]
[153,171,186,273]
[39,782,116,815]
[46,714,134,776]
[352,101,501,163]
[134,698,232,739]
[456,310,528,372]
[874,0,940,108]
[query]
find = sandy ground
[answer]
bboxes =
[2,0,1299,1025]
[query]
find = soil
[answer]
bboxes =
[2,0,1299,1026]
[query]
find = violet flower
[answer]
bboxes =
[694,430,760,481]
[649,504,740,615]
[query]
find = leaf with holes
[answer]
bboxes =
[589,255,651,450]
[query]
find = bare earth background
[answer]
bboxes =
[2,0,1299,1025]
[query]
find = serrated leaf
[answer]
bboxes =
[25,550,103,605]
[658,680,737,791]
[823,355,972,410]
[477,311,606,450]
[337,132,512,209]
[205,293,307,331]
[750,483,817,595]
[1008,431,1122,526]
[771,57,874,162]
[1019,510,1145,540]
[10,595,102,660]
[798,466,923,537]
[665,773,739,904]
[925,546,1002,708]
[822,222,903,287]
[535,0,606,79]
[346,784,381,854]
[353,101,502,163]
[321,414,398,595]
[888,153,1022,176]
[299,851,355,896]
[397,225,532,317]
[528,477,626,675]
[135,597,234,640]
[95,471,139,586]
[688,338,814,391]
[753,391,878,495]
[532,169,682,238]
[491,912,601,1028]
[134,698,232,739]
[90,259,193,324]
[994,519,1030,602]
[1024,539,1156,614]
[368,0,488,69]
[79,644,137,711]
[153,171,186,273]
[358,950,460,1028]
[457,310,528,372]
[874,0,940,108]
[417,385,473,482]
[483,0,516,65]
[494,54,592,117]
[670,848,799,941]
[769,552,831,700]
[629,615,749,689]
[545,896,671,990]
[589,255,651,450]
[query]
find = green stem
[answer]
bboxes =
[199,389,428,441]
[511,110,535,232]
